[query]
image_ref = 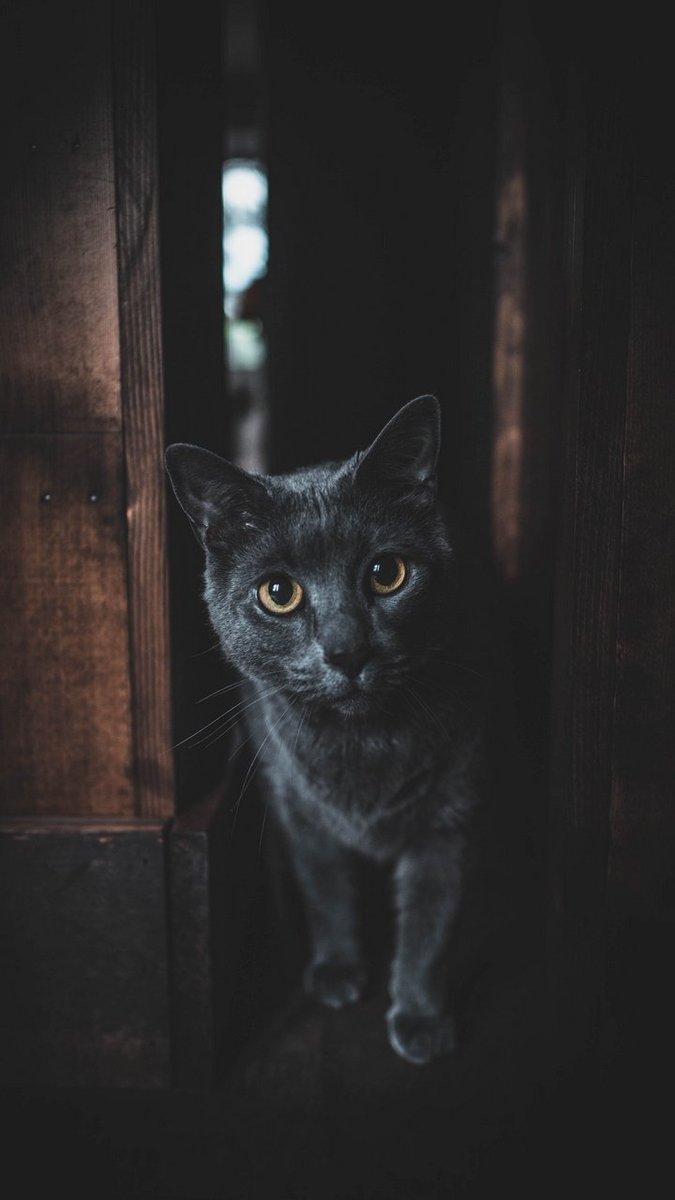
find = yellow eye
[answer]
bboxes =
[258,573,304,615]
[369,554,407,595]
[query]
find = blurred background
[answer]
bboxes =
[0,1,673,1196]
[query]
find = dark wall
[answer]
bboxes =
[157,1,230,807]
[546,3,675,955]
[262,0,500,545]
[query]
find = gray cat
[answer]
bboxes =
[165,396,497,1064]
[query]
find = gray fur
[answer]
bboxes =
[166,396,491,1064]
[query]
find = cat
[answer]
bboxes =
[165,395,504,1064]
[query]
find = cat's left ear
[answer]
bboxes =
[165,443,269,547]
[354,395,441,496]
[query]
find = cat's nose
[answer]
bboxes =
[323,643,370,680]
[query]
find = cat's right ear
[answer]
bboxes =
[164,444,269,547]
[354,395,441,498]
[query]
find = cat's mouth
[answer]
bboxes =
[331,693,370,716]
[325,677,374,715]
[291,663,393,712]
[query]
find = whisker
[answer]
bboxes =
[402,682,451,742]
[197,678,248,704]
[421,654,486,679]
[190,706,262,752]
[257,698,307,858]
[227,723,258,764]
[171,684,282,750]
[187,640,222,659]
[192,683,293,752]
[231,697,297,832]
[198,667,287,704]
[224,689,292,765]
[257,802,269,857]
[398,685,426,732]
[291,700,309,758]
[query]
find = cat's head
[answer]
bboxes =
[165,396,455,716]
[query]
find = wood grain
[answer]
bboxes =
[491,58,526,583]
[0,0,121,434]
[0,819,170,1086]
[0,434,135,816]
[111,0,174,818]
[607,95,675,918]
[547,61,633,965]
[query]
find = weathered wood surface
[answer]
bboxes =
[0,0,132,818]
[607,73,675,920]
[112,0,174,819]
[168,789,225,1087]
[0,0,176,820]
[168,762,281,1086]
[491,35,527,585]
[547,52,634,964]
[546,3,675,959]
[0,0,121,435]
[0,820,170,1086]
[0,434,135,816]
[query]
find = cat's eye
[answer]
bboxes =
[258,573,304,615]
[368,554,408,596]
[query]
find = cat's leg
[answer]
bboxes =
[284,823,365,1009]
[387,834,464,1064]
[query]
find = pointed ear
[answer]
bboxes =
[354,395,441,495]
[164,443,269,546]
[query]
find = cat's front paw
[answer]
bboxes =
[386,1006,456,1064]
[304,959,366,1009]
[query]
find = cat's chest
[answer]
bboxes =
[261,714,438,856]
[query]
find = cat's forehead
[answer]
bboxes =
[222,458,451,580]
[265,464,372,550]
[268,460,349,502]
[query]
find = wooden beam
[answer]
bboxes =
[0,818,171,1086]
[0,0,120,434]
[547,54,634,972]
[112,0,174,819]
[607,72,675,919]
[0,433,134,816]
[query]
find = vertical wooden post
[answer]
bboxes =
[605,56,675,921]
[0,0,175,1085]
[112,0,174,820]
[0,0,134,818]
[546,20,634,995]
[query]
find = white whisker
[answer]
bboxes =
[423,654,486,679]
[231,697,297,832]
[187,640,222,658]
[402,682,450,742]
[291,700,309,759]
[198,667,287,704]
[197,678,248,704]
[171,684,282,750]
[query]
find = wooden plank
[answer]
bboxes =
[168,790,223,1086]
[168,767,263,1086]
[608,90,675,918]
[0,434,135,816]
[0,820,170,1086]
[491,23,527,584]
[168,758,307,1085]
[111,1,174,819]
[489,4,570,950]
[546,59,633,966]
[502,8,564,604]
[0,0,121,434]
